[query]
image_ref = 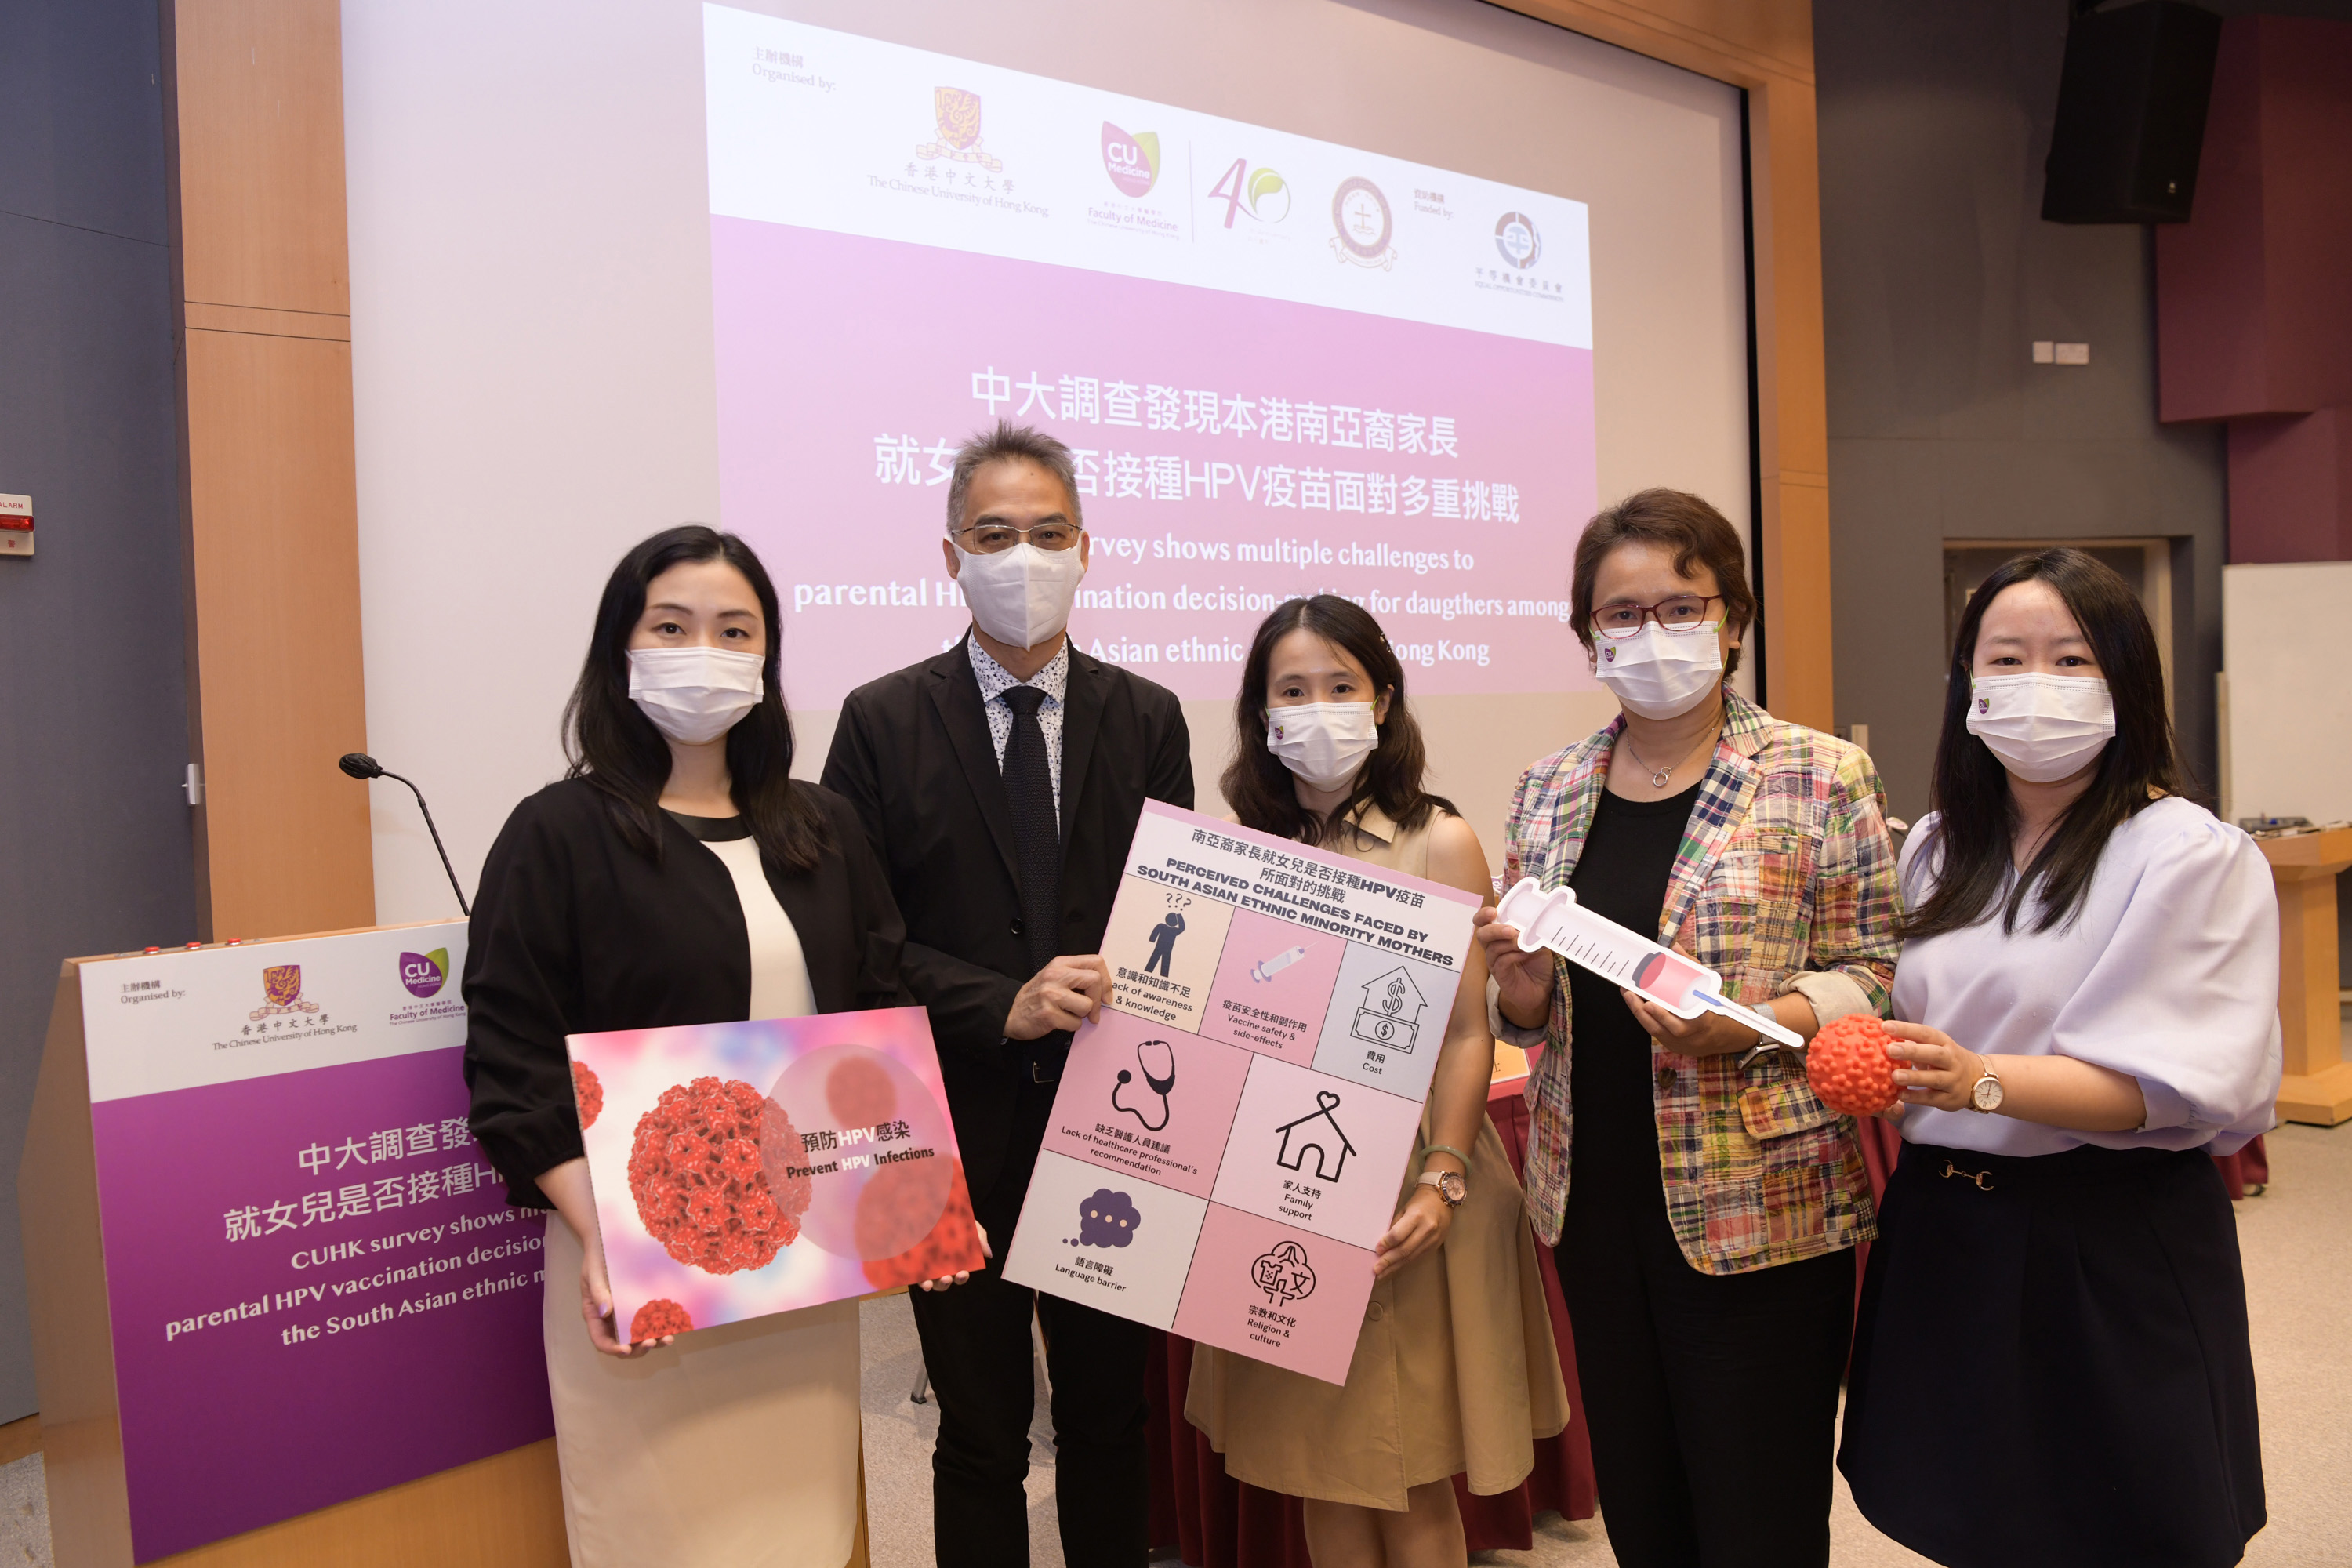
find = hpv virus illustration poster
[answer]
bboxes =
[1003,802,1480,1383]
[567,1006,982,1343]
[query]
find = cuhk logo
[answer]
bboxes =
[401,947,450,999]
[1102,122,1160,197]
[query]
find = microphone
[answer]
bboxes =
[339,753,471,916]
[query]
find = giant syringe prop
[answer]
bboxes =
[1494,877,1808,1059]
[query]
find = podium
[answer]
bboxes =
[2259,829,2352,1126]
[19,926,567,1566]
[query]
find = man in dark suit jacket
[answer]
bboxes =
[824,422,1191,1567]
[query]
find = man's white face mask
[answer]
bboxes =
[954,541,1087,650]
[626,645,764,746]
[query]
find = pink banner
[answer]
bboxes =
[711,219,1599,706]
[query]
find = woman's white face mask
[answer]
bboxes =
[954,542,1087,649]
[1592,622,1725,720]
[1265,702,1380,792]
[1965,672,2114,782]
[627,645,764,746]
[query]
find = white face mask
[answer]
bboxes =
[626,645,765,746]
[1593,622,1725,720]
[953,541,1087,649]
[1265,702,1380,792]
[1966,672,2114,782]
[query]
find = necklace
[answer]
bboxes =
[1622,724,1719,790]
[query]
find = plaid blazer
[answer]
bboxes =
[1503,690,1899,1272]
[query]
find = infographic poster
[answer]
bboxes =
[78,923,550,1563]
[566,1007,983,1344]
[1003,802,1479,1383]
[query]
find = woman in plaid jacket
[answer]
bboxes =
[1475,489,1900,1568]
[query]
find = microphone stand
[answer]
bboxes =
[339,753,470,916]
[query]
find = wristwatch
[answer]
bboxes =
[1417,1170,1468,1208]
[1968,1059,2005,1114]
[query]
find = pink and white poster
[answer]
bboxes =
[1001,803,1480,1384]
[700,6,1598,709]
[565,1007,983,1344]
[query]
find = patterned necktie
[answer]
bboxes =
[1000,685,1061,978]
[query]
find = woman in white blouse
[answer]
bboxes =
[1839,548,2277,1568]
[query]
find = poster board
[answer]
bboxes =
[564,1007,983,1343]
[1002,802,1479,1383]
[29,924,551,1564]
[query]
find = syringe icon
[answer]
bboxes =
[1494,877,1806,1058]
[1251,944,1312,982]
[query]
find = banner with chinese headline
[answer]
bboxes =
[77,924,551,1563]
[1002,801,1479,1384]
[564,1006,983,1345]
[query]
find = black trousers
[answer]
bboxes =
[907,1077,1152,1567]
[1555,1174,1854,1568]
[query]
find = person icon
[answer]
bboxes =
[1144,911,1185,977]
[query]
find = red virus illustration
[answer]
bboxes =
[826,1054,898,1128]
[630,1298,692,1343]
[854,1154,955,1260]
[628,1077,811,1274]
[862,1160,982,1289]
[1806,1015,1904,1117]
[572,1060,604,1130]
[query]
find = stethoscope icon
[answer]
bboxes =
[1112,1039,1178,1132]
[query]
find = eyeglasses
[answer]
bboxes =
[1591,593,1724,638]
[953,521,1084,554]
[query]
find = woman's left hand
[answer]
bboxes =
[1372,1187,1452,1279]
[1621,990,1771,1058]
[1882,1020,1990,1112]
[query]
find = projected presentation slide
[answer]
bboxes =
[702,5,1598,706]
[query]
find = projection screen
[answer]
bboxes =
[343,0,1751,920]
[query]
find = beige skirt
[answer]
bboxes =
[543,1217,861,1568]
[1185,1112,1569,1509]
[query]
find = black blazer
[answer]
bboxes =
[461,777,906,1207]
[821,635,1192,1200]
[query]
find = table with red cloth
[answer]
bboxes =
[1145,1080,1595,1565]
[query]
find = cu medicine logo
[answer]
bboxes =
[401,947,450,1000]
[1102,122,1160,198]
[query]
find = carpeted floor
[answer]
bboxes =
[0,1123,2341,1566]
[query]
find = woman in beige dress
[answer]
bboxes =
[1187,594,1569,1566]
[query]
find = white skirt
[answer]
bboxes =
[543,1217,862,1568]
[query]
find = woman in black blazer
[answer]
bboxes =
[462,526,944,1568]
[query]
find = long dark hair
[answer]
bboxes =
[1221,596,1455,846]
[1902,548,2180,938]
[562,525,829,872]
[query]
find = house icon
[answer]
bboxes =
[1274,1090,1356,1182]
[1348,966,1427,1053]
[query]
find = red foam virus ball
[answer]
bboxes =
[628,1077,811,1274]
[630,1298,692,1343]
[1806,1015,1904,1117]
[862,1160,982,1289]
[572,1060,604,1130]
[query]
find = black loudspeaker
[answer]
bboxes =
[2042,0,2223,223]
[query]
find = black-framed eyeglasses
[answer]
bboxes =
[953,521,1084,554]
[1591,593,1724,638]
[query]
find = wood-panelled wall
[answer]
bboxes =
[1501,0,1835,731]
[165,0,375,944]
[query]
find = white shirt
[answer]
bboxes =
[1891,796,2281,1157]
[967,636,1068,822]
[700,837,816,1020]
